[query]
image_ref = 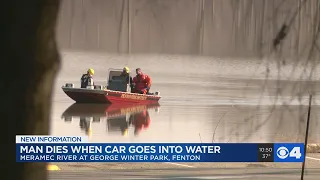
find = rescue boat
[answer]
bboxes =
[62,68,161,104]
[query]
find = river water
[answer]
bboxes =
[50,51,320,143]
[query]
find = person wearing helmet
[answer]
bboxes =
[120,66,133,91]
[81,68,95,88]
[132,68,152,94]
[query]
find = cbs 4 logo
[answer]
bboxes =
[276,146,302,159]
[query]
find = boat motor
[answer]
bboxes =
[155,92,160,96]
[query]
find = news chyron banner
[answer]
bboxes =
[16,136,305,163]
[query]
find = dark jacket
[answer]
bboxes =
[120,72,133,88]
[81,74,94,88]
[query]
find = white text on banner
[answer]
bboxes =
[16,136,88,144]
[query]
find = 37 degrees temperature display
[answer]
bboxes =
[257,143,274,162]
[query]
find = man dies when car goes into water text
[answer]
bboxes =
[19,144,221,162]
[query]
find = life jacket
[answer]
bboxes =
[81,74,94,88]
[133,74,151,92]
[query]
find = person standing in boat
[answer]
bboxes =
[120,66,134,91]
[81,68,94,88]
[132,68,152,94]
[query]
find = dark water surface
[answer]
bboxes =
[50,51,320,143]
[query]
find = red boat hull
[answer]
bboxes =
[62,87,161,104]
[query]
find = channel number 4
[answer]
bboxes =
[277,146,302,159]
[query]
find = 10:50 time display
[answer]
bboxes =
[259,147,273,153]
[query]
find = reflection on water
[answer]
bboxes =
[57,102,320,143]
[61,103,160,139]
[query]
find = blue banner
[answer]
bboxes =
[16,143,305,162]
